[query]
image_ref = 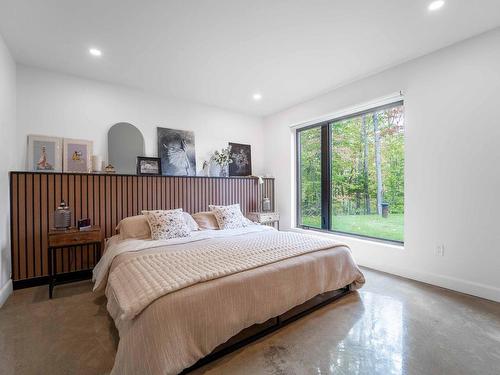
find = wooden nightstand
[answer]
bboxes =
[48,226,102,298]
[247,211,280,230]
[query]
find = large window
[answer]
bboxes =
[297,101,404,243]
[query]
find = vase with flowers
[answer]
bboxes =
[211,146,233,177]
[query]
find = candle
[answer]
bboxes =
[91,155,102,172]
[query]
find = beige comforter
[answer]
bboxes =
[97,226,365,375]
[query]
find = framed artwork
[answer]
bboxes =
[229,142,252,176]
[63,138,93,173]
[157,127,196,176]
[137,157,162,176]
[27,135,63,172]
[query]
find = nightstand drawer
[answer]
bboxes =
[259,213,279,223]
[247,211,280,223]
[48,228,101,247]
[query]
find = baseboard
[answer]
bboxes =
[291,228,500,303]
[359,261,500,303]
[0,279,13,308]
[13,270,92,290]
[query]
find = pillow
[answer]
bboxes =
[192,211,220,230]
[116,212,198,239]
[183,212,200,231]
[142,209,191,240]
[243,217,256,226]
[116,215,151,240]
[209,204,248,230]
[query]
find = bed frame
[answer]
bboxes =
[182,286,351,374]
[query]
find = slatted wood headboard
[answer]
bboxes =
[9,172,275,288]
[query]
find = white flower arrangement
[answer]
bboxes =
[212,146,233,167]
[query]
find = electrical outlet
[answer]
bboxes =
[435,245,445,257]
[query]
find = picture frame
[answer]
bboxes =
[157,127,196,176]
[136,156,162,176]
[228,142,252,176]
[27,135,63,172]
[63,138,93,173]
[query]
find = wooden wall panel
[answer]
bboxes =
[10,172,275,285]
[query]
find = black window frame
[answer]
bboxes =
[296,100,405,245]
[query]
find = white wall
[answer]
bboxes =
[17,65,265,175]
[264,28,500,302]
[0,33,17,306]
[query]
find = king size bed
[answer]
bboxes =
[93,207,365,375]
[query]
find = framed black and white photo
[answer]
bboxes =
[157,127,196,176]
[229,142,252,176]
[136,157,162,176]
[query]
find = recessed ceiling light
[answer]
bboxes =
[428,0,445,11]
[253,93,262,101]
[89,48,102,57]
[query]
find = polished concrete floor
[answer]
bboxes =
[0,268,499,375]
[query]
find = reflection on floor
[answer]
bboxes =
[0,268,499,375]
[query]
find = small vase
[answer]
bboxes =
[219,166,228,177]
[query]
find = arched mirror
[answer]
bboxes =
[108,122,145,174]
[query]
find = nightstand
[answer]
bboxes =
[247,211,280,230]
[48,226,102,298]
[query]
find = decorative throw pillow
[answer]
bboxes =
[209,204,248,230]
[183,212,200,231]
[142,209,191,240]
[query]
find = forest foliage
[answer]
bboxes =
[299,104,404,238]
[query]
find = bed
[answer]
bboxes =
[93,223,365,375]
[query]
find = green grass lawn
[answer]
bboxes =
[302,214,404,242]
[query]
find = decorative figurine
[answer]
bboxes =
[104,164,116,174]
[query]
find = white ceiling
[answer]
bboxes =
[1,0,500,117]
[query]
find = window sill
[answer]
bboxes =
[291,227,405,250]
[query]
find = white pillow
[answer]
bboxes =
[209,204,248,230]
[183,212,200,231]
[142,209,191,240]
[243,217,256,226]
